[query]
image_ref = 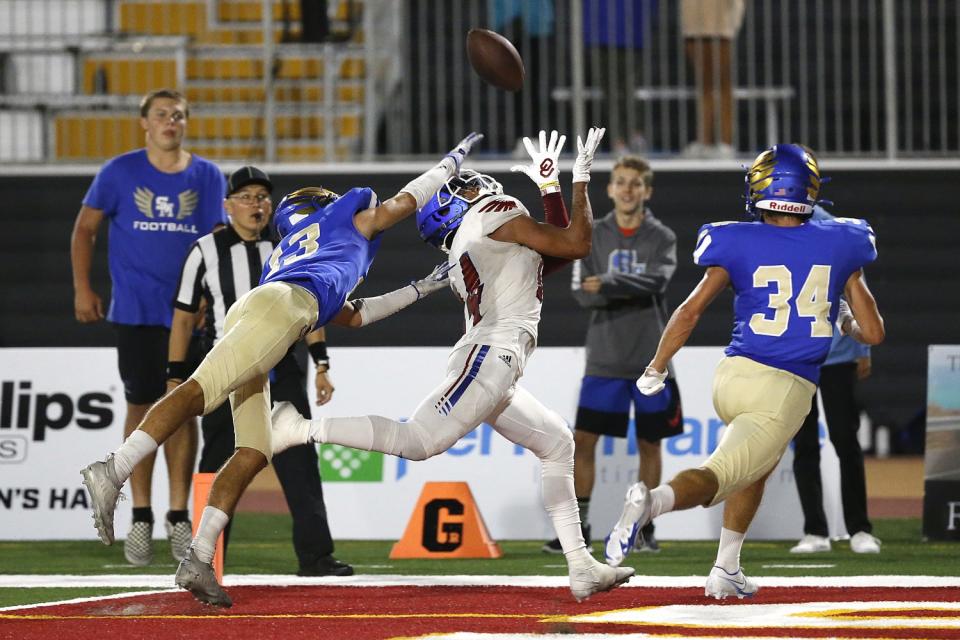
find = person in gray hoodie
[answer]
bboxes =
[542,155,683,554]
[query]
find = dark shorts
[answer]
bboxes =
[575,375,684,442]
[115,324,169,404]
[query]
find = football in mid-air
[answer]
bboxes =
[466,28,525,92]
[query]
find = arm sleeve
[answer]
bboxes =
[541,192,573,276]
[355,284,421,326]
[173,243,205,312]
[598,234,678,298]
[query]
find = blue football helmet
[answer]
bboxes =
[744,144,823,219]
[416,169,503,250]
[274,186,339,237]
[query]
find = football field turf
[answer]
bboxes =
[0,515,955,608]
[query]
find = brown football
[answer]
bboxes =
[466,28,525,92]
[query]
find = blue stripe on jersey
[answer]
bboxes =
[437,345,490,416]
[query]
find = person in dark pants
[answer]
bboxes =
[789,206,880,555]
[71,88,227,566]
[169,165,352,576]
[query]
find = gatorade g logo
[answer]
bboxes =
[422,498,464,551]
[318,445,383,481]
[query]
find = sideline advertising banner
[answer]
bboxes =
[0,348,171,541]
[922,345,960,540]
[308,346,846,541]
[1,347,846,541]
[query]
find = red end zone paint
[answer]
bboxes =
[2,586,959,640]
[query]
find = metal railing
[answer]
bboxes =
[1,0,958,164]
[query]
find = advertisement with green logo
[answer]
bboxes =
[319,444,383,482]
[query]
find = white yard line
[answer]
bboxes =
[0,588,172,612]
[1,574,959,590]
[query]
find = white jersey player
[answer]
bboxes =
[447,188,542,363]
[271,128,634,602]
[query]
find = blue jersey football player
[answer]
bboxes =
[81,132,483,607]
[603,144,885,599]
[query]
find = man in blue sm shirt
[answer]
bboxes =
[71,88,226,566]
[602,144,885,599]
[81,132,483,607]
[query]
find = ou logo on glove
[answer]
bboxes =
[539,159,554,177]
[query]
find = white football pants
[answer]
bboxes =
[318,341,584,554]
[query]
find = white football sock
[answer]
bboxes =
[542,471,585,555]
[112,430,158,481]
[715,527,746,573]
[191,506,229,564]
[312,415,433,461]
[649,484,676,519]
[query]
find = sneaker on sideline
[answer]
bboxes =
[634,522,660,553]
[789,533,831,554]
[165,517,193,562]
[542,524,591,554]
[704,565,759,600]
[850,531,881,554]
[708,143,736,160]
[682,141,710,159]
[124,520,154,566]
[297,555,355,577]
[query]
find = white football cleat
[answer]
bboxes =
[270,401,311,454]
[790,534,831,554]
[850,531,881,554]
[80,454,125,545]
[705,565,759,600]
[176,548,232,608]
[604,482,651,567]
[569,555,635,603]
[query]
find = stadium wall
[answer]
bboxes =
[1,167,957,434]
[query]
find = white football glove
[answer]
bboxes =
[572,126,606,183]
[636,366,667,396]
[836,298,854,336]
[444,132,484,173]
[510,129,566,194]
[410,261,453,299]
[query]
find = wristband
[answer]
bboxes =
[167,361,190,381]
[539,181,561,195]
[308,341,330,370]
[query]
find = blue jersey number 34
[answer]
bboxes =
[749,264,833,338]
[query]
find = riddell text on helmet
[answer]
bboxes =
[764,201,809,213]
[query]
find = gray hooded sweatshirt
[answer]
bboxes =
[571,209,678,379]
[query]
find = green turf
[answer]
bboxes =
[0,588,162,609]
[1,516,955,608]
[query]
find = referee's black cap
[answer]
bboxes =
[227,166,273,195]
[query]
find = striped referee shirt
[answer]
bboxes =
[174,225,274,343]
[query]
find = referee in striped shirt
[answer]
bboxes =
[167,166,352,576]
